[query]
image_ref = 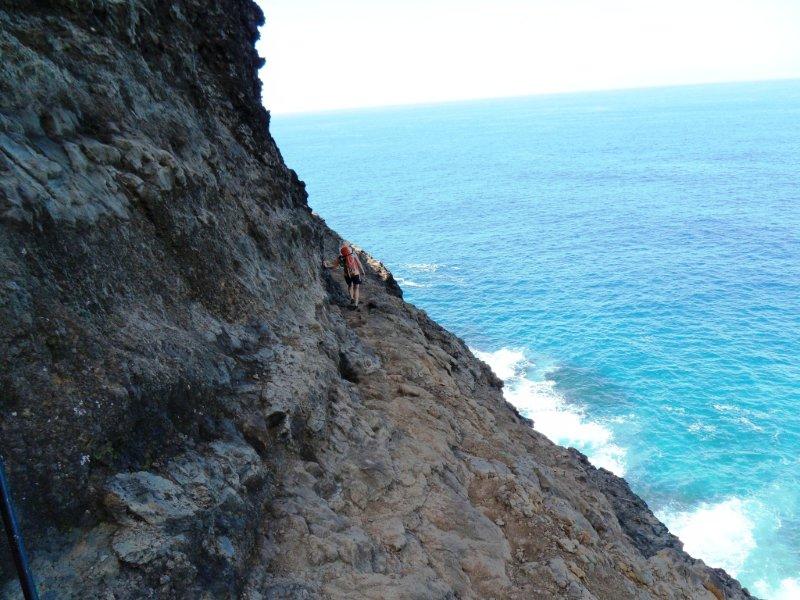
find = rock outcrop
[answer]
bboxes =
[1,2,754,598]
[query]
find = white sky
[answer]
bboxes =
[254,0,800,114]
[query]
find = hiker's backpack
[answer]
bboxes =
[340,246,360,275]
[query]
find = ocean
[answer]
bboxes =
[270,80,800,598]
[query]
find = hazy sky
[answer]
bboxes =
[254,0,800,114]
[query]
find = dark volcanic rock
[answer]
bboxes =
[1,1,755,599]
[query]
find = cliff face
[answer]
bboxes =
[0,2,753,599]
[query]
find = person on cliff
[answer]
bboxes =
[324,244,365,309]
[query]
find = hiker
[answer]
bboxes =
[324,244,365,308]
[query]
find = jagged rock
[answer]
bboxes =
[111,525,178,566]
[0,1,757,599]
[369,516,407,551]
[104,472,199,525]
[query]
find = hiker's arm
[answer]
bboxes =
[356,255,365,275]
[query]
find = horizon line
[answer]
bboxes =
[265,75,800,118]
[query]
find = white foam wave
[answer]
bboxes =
[403,262,441,272]
[687,422,717,435]
[657,498,756,578]
[396,278,429,289]
[711,403,768,433]
[737,416,766,433]
[474,347,526,381]
[472,347,626,476]
[754,578,800,600]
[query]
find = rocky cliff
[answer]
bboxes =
[0,2,754,599]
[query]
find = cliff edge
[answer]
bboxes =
[0,2,754,599]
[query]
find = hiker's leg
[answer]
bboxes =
[354,284,360,306]
[348,284,355,301]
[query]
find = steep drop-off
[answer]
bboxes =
[1,2,754,598]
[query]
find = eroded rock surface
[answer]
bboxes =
[1,1,754,598]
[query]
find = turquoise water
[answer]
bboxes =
[271,80,800,598]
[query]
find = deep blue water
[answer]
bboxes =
[271,80,800,598]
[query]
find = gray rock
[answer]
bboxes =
[104,472,198,525]
[111,525,175,566]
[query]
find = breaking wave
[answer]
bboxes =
[657,498,757,577]
[472,347,627,476]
